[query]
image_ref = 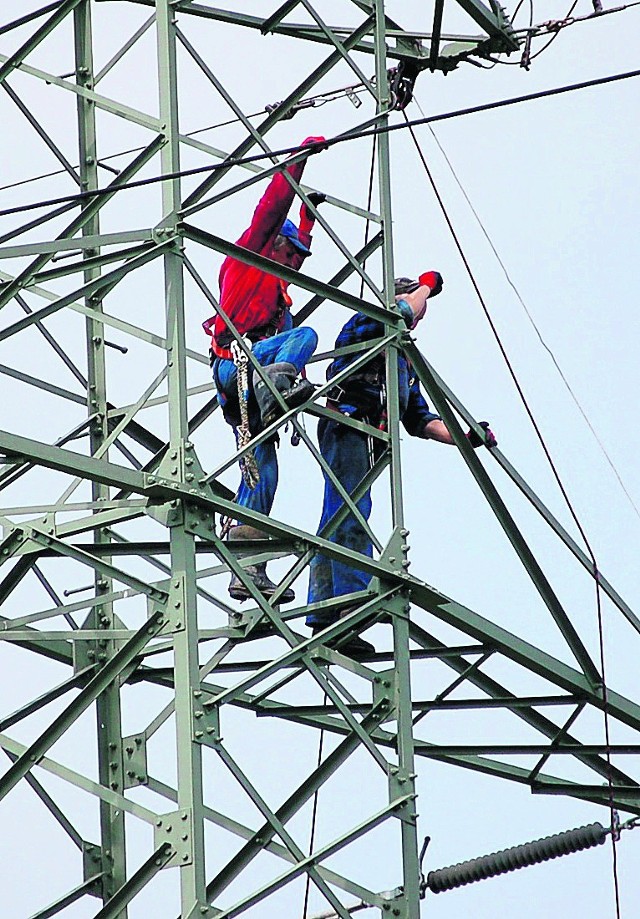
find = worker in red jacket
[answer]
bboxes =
[203,135,326,602]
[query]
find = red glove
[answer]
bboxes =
[467,421,497,449]
[419,271,444,297]
[300,135,328,153]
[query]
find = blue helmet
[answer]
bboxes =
[279,218,311,254]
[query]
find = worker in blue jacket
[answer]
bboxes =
[306,272,497,656]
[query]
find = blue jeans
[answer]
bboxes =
[214,326,318,519]
[306,418,373,627]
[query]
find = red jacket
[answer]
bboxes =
[204,156,314,360]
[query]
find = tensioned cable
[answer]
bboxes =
[494,2,640,68]
[0,81,369,196]
[0,112,268,194]
[414,97,640,524]
[2,65,640,221]
[403,110,622,919]
[302,695,327,919]
[496,0,578,66]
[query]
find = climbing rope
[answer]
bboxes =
[230,339,260,490]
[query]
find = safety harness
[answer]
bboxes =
[230,340,260,489]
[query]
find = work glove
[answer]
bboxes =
[466,421,497,449]
[300,135,328,153]
[301,192,327,222]
[418,271,444,298]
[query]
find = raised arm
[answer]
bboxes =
[237,136,326,255]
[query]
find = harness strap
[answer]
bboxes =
[230,340,260,490]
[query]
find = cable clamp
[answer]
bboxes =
[611,809,621,842]
[388,62,420,111]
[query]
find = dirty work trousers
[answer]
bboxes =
[306,417,373,627]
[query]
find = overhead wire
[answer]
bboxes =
[527,0,578,62]
[3,1,640,202]
[495,1,640,67]
[413,99,640,525]
[0,80,368,196]
[403,105,622,919]
[2,64,640,221]
[302,695,327,919]
[493,0,578,65]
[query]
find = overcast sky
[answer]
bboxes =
[1,2,640,917]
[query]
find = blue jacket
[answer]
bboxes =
[326,308,440,437]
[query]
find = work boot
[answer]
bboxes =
[253,363,315,428]
[228,562,295,603]
[227,526,295,603]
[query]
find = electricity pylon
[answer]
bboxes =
[0,3,639,918]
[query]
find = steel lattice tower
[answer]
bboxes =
[1,3,639,918]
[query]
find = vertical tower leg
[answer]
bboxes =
[156,2,207,913]
[74,2,128,910]
[373,3,421,916]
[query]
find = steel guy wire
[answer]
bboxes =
[404,107,622,919]
[412,95,640,525]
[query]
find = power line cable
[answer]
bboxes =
[302,697,327,919]
[496,1,640,66]
[1,65,640,221]
[403,108,622,919]
[0,81,367,196]
[413,98,640,524]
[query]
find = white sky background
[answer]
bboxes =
[1,1,640,917]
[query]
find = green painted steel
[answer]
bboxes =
[1,3,639,919]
